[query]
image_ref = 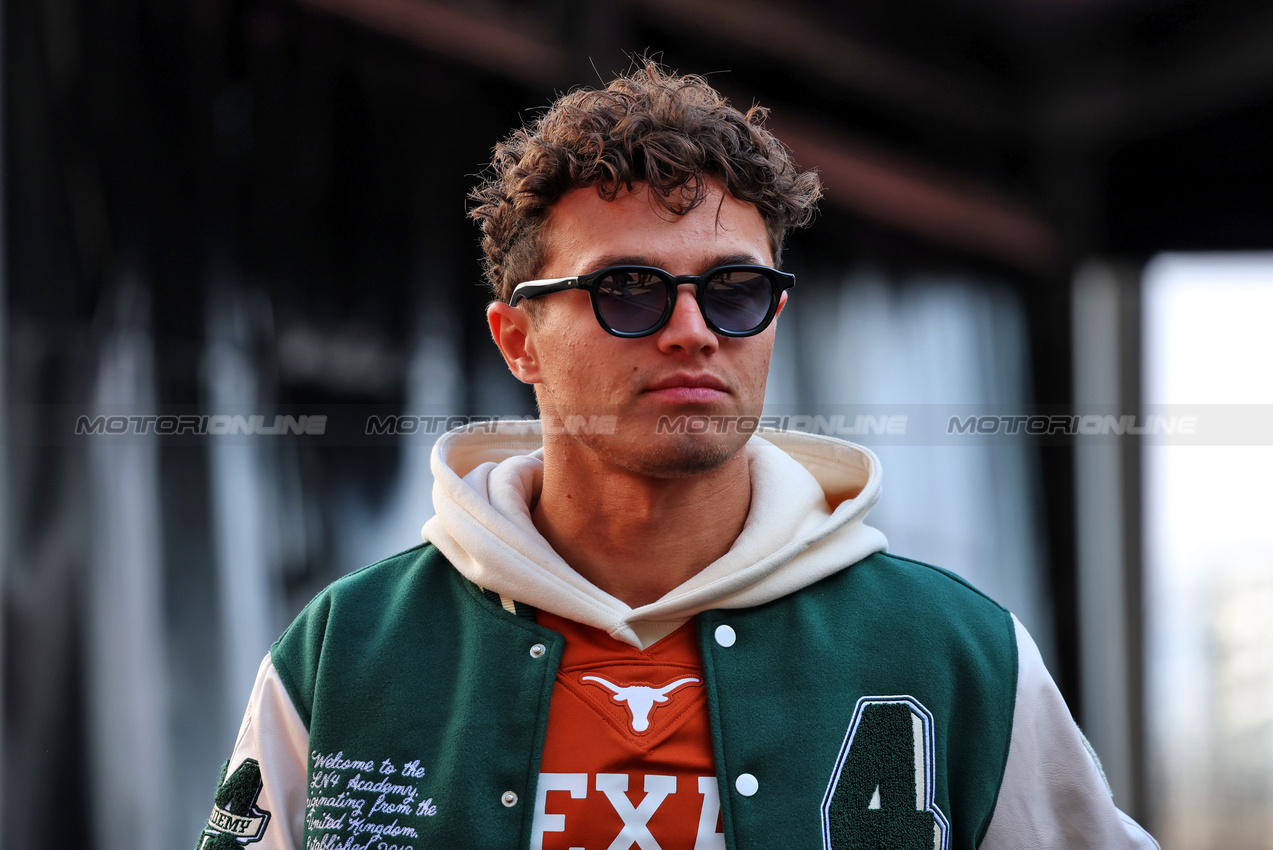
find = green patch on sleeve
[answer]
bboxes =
[195,758,271,849]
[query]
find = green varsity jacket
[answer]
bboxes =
[267,542,1017,849]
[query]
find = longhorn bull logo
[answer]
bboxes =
[581,674,701,732]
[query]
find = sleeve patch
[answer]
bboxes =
[196,758,272,848]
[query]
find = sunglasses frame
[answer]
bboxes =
[509,264,795,338]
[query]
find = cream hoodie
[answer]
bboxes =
[421,422,888,648]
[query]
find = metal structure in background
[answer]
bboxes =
[0,0,7,833]
[84,280,169,850]
[1072,260,1147,818]
[7,1,1273,848]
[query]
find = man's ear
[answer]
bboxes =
[776,290,788,317]
[487,301,542,384]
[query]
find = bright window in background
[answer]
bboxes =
[1143,254,1273,848]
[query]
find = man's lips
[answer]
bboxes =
[643,373,730,403]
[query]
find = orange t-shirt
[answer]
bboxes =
[534,611,724,850]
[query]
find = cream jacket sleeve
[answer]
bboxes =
[979,616,1158,849]
[196,654,309,850]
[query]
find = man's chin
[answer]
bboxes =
[632,441,734,478]
[543,408,754,478]
[607,428,749,479]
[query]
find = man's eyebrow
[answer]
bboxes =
[706,252,768,268]
[580,252,769,272]
[585,254,656,270]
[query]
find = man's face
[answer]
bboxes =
[493,181,783,479]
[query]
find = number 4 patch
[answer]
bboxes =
[196,758,272,849]
[821,696,950,850]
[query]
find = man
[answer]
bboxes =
[198,64,1156,849]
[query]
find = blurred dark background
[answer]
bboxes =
[5,1,1273,848]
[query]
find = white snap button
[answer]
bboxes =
[735,773,758,796]
[501,791,518,807]
[714,624,737,647]
[529,643,546,658]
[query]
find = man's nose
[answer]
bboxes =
[656,283,719,352]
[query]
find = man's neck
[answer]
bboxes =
[531,444,752,609]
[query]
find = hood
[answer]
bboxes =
[421,421,888,648]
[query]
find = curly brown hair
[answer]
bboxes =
[469,62,823,304]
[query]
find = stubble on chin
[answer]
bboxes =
[538,390,752,479]
[580,427,746,480]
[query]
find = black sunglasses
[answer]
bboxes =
[509,264,794,338]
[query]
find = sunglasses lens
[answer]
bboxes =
[703,270,774,333]
[595,269,670,334]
